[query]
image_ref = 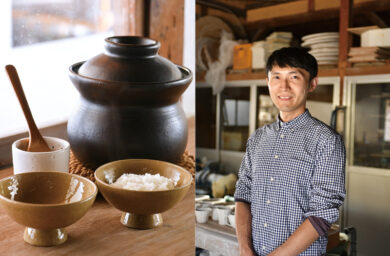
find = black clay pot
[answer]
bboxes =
[68,36,192,169]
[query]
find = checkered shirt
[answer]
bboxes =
[234,110,346,256]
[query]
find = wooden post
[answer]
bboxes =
[308,0,315,12]
[149,0,185,65]
[338,0,353,106]
[112,0,145,36]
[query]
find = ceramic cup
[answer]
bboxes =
[12,137,70,174]
[217,206,231,225]
[195,207,212,224]
[228,214,236,228]
[212,206,220,221]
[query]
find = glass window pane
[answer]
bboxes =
[196,87,216,148]
[12,0,112,47]
[0,0,114,137]
[221,87,249,151]
[353,83,390,169]
[257,87,278,128]
[307,84,334,125]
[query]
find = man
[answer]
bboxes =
[234,47,346,256]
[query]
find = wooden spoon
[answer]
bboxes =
[5,64,51,152]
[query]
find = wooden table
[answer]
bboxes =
[0,167,195,256]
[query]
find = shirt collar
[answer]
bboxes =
[276,109,311,131]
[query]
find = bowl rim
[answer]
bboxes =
[94,158,193,193]
[0,171,98,207]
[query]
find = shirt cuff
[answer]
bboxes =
[234,197,251,204]
[307,216,331,236]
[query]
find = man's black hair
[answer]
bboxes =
[266,47,318,81]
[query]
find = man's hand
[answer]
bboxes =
[235,201,256,256]
[240,246,256,256]
[269,219,320,256]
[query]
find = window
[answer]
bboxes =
[353,83,390,169]
[221,87,250,151]
[0,0,114,138]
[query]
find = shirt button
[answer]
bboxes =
[262,246,266,250]
[270,177,274,181]
[280,134,285,138]
[266,200,270,204]
[264,223,268,227]
[274,155,278,159]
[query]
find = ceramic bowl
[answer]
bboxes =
[0,171,97,246]
[94,159,192,229]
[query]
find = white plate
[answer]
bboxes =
[315,56,339,62]
[302,32,339,41]
[309,42,339,49]
[309,48,339,54]
[301,37,339,47]
[318,60,338,65]
[310,52,339,57]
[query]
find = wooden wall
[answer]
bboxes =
[113,0,185,65]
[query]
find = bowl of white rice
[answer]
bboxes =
[94,159,192,229]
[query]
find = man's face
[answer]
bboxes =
[266,65,317,122]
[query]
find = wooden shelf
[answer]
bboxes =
[346,64,390,76]
[196,64,390,84]
[245,0,390,29]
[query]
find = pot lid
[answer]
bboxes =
[77,36,183,83]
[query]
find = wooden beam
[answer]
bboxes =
[363,12,388,28]
[246,0,385,24]
[149,0,185,65]
[245,8,340,32]
[338,0,353,106]
[308,0,315,12]
[247,0,308,23]
[315,0,375,11]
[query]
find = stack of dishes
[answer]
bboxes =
[348,46,390,64]
[301,32,339,65]
[266,31,293,54]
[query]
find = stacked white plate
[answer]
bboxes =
[301,32,339,65]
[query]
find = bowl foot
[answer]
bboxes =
[121,212,163,229]
[23,227,67,246]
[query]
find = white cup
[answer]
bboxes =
[12,136,70,174]
[212,206,220,221]
[195,207,212,223]
[228,214,236,228]
[217,207,231,225]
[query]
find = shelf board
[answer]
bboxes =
[245,0,390,27]
[346,64,390,76]
[196,67,339,83]
[196,64,390,84]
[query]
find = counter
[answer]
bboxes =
[195,220,239,256]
